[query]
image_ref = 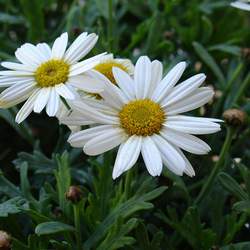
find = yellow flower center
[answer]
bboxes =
[94,60,129,84]
[119,99,165,136]
[35,59,70,87]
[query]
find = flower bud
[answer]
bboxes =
[0,231,11,250]
[223,109,246,127]
[65,186,82,203]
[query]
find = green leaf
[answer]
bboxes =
[201,16,213,43]
[208,44,241,56]
[97,218,138,250]
[193,41,225,85]
[233,201,250,214]
[218,173,248,201]
[0,171,21,197]
[19,0,45,41]
[54,152,71,214]
[35,221,75,236]
[84,186,166,250]
[221,242,250,250]
[0,12,25,24]
[0,197,28,217]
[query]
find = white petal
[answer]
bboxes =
[0,81,36,101]
[68,75,104,93]
[46,88,60,116]
[141,137,163,176]
[161,127,211,155]
[23,43,48,63]
[36,43,52,60]
[69,53,107,76]
[33,88,51,113]
[65,33,98,64]
[84,70,128,109]
[0,70,34,76]
[164,115,221,134]
[161,73,206,107]
[83,127,126,155]
[68,125,113,147]
[0,91,31,108]
[165,87,214,115]
[112,67,135,99]
[115,58,135,75]
[167,115,223,123]
[1,62,35,72]
[15,89,40,123]
[112,136,142,179]
[71,100,119,125]
[64,32,88,62]
[134,56,152,99]
[148,60,163,98]
[15,44,41,66]
[0,76,33,88]
[231,1,250,11]
[152,134,186,176]
[174,147,195,177]
[55,84,75,100]
[60,110,95,126]
[152,62,186,102]
[51,32,68,59]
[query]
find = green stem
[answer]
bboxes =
[194,127,234,205]
[74,204,82,250]
[108,0,113,51]
[213,63,243,116]
[124,170,132,200]
[231,72,250,107]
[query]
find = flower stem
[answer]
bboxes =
[194,127,234,205]
[231,72,250,107]
[73,204,82,250]
[124,170,132,200]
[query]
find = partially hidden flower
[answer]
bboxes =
[231,0,250,11]
[94,53,134,84]
[0,32,106,123]
[66,56,222,179]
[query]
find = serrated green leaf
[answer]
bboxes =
[218,173,248,201]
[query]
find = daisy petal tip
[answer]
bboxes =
[15,116,23,124]
[112,169,122,180]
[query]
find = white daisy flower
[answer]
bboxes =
[231,0,250,11]
[0,32,106,123]
[93,53,134,84]
[66,56,222,179]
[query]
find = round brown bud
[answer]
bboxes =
[65,186,82,203]
[194,61,202,72]
[0,231,11,250]
[223,109,246,127]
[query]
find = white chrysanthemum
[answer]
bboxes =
[66,56,222,179]
[231,0,250,11]
[0,32,106,123]
[93,53,134,84]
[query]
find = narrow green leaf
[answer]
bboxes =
[193,41,225,85]
[218,173,248,201]
[35,221,75,236]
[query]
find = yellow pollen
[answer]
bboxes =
[35,59,70,87]
[119,99,166,136]
[94,60,129,84]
